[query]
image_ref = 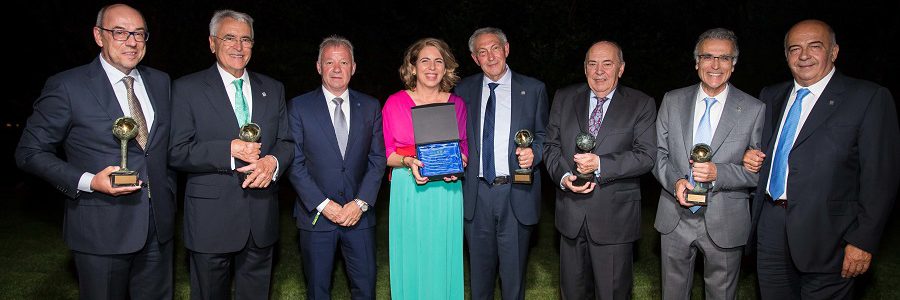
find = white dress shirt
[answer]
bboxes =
[479,66,512,178]
[691,84,729,143]
[317,87,352,212]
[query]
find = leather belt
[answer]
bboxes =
[765,195,787,209]
[482,176,510,186]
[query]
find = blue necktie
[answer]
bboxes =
[770,88,811,200]
[689,97,717,213]
[482,83,499,183]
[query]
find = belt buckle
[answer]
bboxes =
[492,176,509,186]
[774,199,787,208]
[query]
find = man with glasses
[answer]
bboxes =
[170,9,293,299]
[652,28,763,299]
[16,4,175,299]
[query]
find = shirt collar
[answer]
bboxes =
[697,83,729,104]
[793,67,835,97]
[590,86,617,101]
[482,65,512,87]
[322,86,350,102]
[216,63,250,87]
[98,54,142,85]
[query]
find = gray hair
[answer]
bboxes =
[468,27,508,53]
[693,28,739,65]
[209,9,254,38]
[318,35,355,63]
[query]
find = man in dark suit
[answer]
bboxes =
[455,27,548,300]
[169,9,293,299]
[653,28,763,300]
[15,4,175,299]
[743,20,899,299]
[544,41,656,299]
[288,35,385,300]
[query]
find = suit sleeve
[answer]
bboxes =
[168,81,232,172]
[530,83,550,168]
[269,84,294,179]
[652,92,683,195]
[15,76,84,199]
[543,89,567,182]
[713,102,764,191]
[845,87,900,254]
[598,95,657,182]
[287,100,328,213]
[356,105,386,205]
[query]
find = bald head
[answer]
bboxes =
[783,19,839,86]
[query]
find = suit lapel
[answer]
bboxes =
[793,73,846,147]
[346,90,364,159]
[682,86,699,157]
[468,78,484,169]
[202,65,241,132]
[766,85,792,150]
[508,72,525,169]
[86,58,125,121]
[595,87,622,145]
[249,72,269,126]
[311,89,344,159]
[139,66,161,149]
[574,85,590,135]
[709,90,740,156]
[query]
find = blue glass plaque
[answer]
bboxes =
[416,141,464,179]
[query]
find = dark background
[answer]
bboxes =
[4,0,898,214]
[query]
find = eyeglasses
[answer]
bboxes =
[97,27,149,42]
[697,54,735,63]
[212,35,254,48]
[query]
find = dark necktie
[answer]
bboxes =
[482,83,499,182]
[589,96,609,136]
[122,76,149,149]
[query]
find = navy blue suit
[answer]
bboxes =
[170,65,294,299]
[288,88,385,300]
[16,57,175,299]
[455,70,548,300]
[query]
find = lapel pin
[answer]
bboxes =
[262,92,267,97]
[737,106,742,112]
[829,100,834,105]
[521,90,526,95]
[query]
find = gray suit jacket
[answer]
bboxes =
[544,83,656,244]
[653,84,763,248]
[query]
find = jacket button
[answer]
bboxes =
[339,192,344,196]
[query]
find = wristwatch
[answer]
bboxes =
[355,199,369,212]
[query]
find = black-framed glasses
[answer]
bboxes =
[212,35,254,48]
[97,27,149,42]
[697,54,735,63]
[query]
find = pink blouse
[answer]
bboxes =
[382,90,468,158]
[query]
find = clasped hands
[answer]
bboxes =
[562,153,600,194]
[231,139,276,188]
[320,199,364,227]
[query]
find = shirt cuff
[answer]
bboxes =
[230,156,236,170]
[271,155,280,181]
[78,172,95,193]
[316,199,330,212]
[594,161,602,178]
[559,172,572,190]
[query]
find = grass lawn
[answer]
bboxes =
[2,175,898,299]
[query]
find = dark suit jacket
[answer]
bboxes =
[15,57,175,255]
[751,71,900,272]
[544,83,656,244]
[170,65,294,253]
[288,88,385,231]
[455,71,549,226]
[653,84,763,249]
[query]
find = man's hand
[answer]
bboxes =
[562,174,595,194]
[691,161,717,182]
[842,244,872,278]
[574,153,599,175]
[408,158,429,185]
[743,149,765,173]
[516,147,534,169]
[91,166,142,196]
[231,139,261,163]
[321,200,346,224]
[237,155,277,188]
[339,201,364,227]
[674,178,695,208]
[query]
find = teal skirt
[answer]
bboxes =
[388,167,464,299]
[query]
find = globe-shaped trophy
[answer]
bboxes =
[110,117,140,187]
[512,129,534,184]
[237,123,261,182]
[686,143,713,205]
[572,132,596,187]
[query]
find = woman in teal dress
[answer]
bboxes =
[382,38,467,299]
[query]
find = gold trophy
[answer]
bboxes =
[572,132,596,187]
[110,117,140,187]
[686,143,713,205]
[512,129,534,184]
[238,123,261,182]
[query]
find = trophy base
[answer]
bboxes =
[513,169,532,184]
[572,172,594,187]
[110,170,139,187]
[686,193,708,206]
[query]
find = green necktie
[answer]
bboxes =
[233,79,249,126]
